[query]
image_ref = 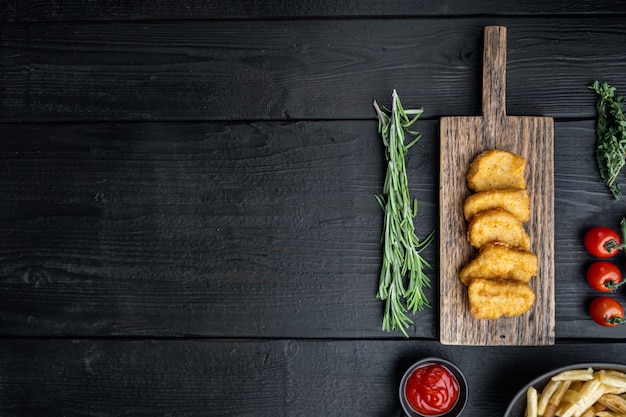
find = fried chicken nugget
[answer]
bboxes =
[459,243,538,286]
[468,278,535,319]
[467,208,531,250]
[467,149,527,192]
[463,188,530,223]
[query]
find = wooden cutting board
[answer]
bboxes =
[439,26,555,345]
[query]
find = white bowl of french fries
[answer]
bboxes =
[505,363,626,417]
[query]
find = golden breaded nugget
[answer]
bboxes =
[468,208,531,250]
[459,243,538,286]
[468,278,535,319]
[467,149,527,192]
[463,188,530,223]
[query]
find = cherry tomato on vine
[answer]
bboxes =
[584,226,622,258]
[589,296,625,326]
[586,261,623,292]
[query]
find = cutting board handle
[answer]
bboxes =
[482,26,507,120]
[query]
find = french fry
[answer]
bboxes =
[543,402,558,417]
[537,380,562,415]
[598,393,626,414]
[551,380,572,405]
[596,412,621,417]
[558,400,579,417]
[552,368,594,382]
[523,368,626,417]
[601,370,626,379]
[562,389,584,407]
[542,382,570,417]
[578,405,596,417]
[558,388,585,417]
[573,379,605,417]
[598,373,626,392]
[526,386,538,417]
[602,383,626,395]
[557,380,603,417]
[595,402,608,412]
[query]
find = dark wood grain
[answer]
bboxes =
[3,0,626,21]
[1,338,625,417]
[0,120,438,338]
[0,120,625,340]
[3,19,626,122]
[4,5,626,417]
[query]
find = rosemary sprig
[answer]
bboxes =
[372,89,434,338]
[589,80,626,200]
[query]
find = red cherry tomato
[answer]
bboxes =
[589,296,625,326]
[586,261,623,292]
[584,227,622,258]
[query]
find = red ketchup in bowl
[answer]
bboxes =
[404,363,460,416]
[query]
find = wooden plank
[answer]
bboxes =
[0,120,439,339]
[3,0,626,21]
[0,120,625,340]
[1,338,626,416]
[3,19,626,122]
[439,27,554,345]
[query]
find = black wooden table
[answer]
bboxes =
[2,2,626,416]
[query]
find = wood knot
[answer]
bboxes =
[24,267,52,287]
[285,340,299,358]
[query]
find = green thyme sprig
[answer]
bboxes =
[372,89,434,338]
[589,80,626,200]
